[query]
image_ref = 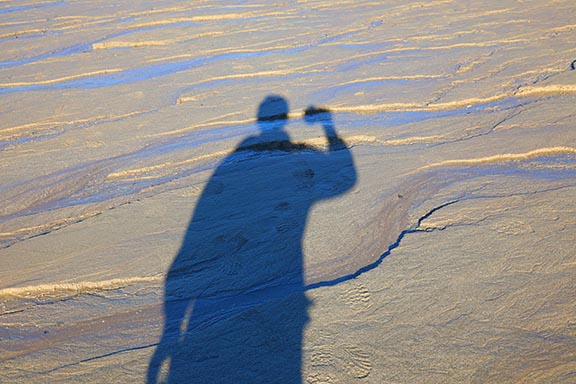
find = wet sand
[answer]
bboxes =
[1,1,575,383]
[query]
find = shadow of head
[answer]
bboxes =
[257,95,289,129]
[257,95,289,121]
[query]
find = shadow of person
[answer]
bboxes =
[147,95,356,383]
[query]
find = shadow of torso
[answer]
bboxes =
[149,128,355,383]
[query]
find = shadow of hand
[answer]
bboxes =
[304,106,332,124]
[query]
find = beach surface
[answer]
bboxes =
[1,1,575,383]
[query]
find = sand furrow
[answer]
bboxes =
[0,276,163,303]
[416,147,576,171]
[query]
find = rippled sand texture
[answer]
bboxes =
[1,0,575,383]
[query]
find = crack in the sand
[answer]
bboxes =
[305,200,460,291]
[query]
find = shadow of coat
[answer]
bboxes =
[148,95,356,383]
